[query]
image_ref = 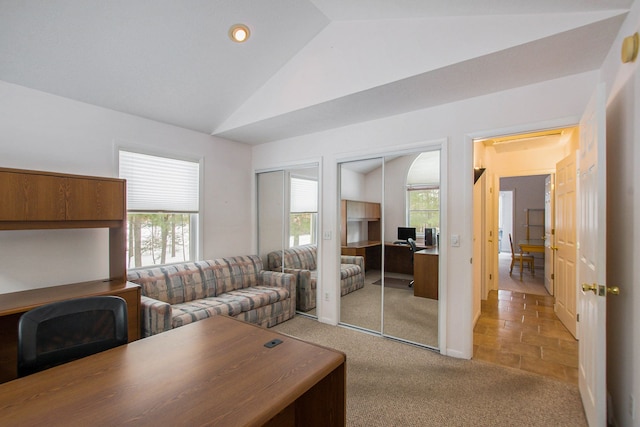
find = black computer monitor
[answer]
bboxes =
[397,227,416,242]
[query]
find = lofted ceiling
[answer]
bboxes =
[0,1,633,145]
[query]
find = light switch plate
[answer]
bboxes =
[450,234,460,247]
[323,230,332,240]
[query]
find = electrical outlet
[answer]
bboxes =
[630,394,636,419]
[324,292,330,301]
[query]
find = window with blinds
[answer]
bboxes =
[289,176,318,247]
[119,150,200,268]
[406,151,440,236]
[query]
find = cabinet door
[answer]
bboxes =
[365,202,380,219]
[0,171,66,221]
[346,200,365,219]
[66,178,125,220]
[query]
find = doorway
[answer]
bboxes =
[472,126,579,383]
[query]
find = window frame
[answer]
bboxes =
[118,148,202,269]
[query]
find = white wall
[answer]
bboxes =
[0,81,253,293]
[600,1,640,425]
[252,70,599,358]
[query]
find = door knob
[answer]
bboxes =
[550,246,559,251]
[607,286,620,295]
[582,283,598,294]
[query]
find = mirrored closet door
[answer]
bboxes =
[339,150,440,349]
[256,164,319,317]
[339,158,383,333]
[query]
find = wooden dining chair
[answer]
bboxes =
[509,233,535,279]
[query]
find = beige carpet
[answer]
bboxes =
[340,270,438,347]
[273,316,587,427]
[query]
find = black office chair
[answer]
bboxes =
[18,296,128,377]
[407,237,417,287]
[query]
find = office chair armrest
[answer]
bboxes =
[140,296,172,337]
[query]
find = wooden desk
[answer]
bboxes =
[341,240,381,271]
[384,242,427,274]
[413,248,439,299]
[518,239,544,279]
[0,315,346,427]
[0,279,140,384]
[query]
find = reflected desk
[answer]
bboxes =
[414,248,439,300]
[518,239,545,279]
[0,316,346,427]
[384,241,428,275]
[341,240,382,271]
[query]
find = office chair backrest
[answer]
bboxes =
[18,296,128,377]
[407,238,417,259]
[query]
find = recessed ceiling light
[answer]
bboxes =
[229,24,250,43]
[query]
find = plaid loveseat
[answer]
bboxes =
[127,255,296,337]
[267,244,364,312]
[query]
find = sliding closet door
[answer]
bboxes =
[257,170,285,270]
[257,165,320,317]
[382,151,440,348]
[339,158,383,333]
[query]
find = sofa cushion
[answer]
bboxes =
[171,298,243,328]
[268,245,317,271]
[217,286,290,312]
[208,255,264,294]
[340,263,362,280]
[128,264,209,305]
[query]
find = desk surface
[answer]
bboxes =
[0,316,345,426]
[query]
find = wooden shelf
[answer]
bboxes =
[0,167,134,383]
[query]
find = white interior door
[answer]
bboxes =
[544,175,555,295]
[555,153,577,338]
[577,84,607,427]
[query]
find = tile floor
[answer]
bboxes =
[473,289,579,384]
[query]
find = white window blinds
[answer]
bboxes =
[290,177,318,213]
[119,150,200,212]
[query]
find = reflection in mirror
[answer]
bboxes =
[339,158,383,333]
[257,165,319,318]
[257,171,285,269]
[382,151,440,348]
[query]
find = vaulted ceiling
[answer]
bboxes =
[0,1,633,144]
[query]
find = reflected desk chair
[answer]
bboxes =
[407,237,418,287]
[17,296,128,377]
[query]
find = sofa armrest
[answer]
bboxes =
[341,255,364,271]
[259,270,297,318]
[140,295,172,338]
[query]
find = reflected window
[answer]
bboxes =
[406,151,440,236]
[289,176,318,247]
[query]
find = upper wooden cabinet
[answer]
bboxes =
[66,177,124,221]
[0,167,126,281]
[344,200,380,220]
[0,168,125,222]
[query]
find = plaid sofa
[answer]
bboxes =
[267,244,364,312]
[127,255,296,337]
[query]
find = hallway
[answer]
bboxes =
[473,253,578,384]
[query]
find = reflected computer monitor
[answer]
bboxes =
[397,227,416,242]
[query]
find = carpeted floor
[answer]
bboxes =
[340,270,438,347]
[273,316,587,427]
[371,277,413,289]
